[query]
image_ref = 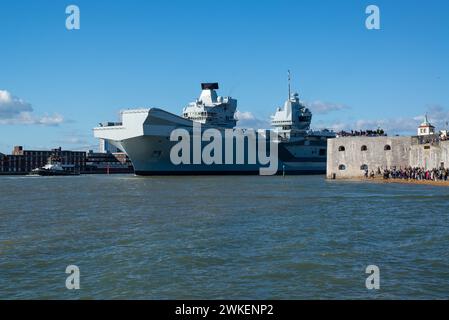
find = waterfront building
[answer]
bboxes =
[0,146,86,174]
[85,151,133,173]
[99,138,121,153]
[0,145,134,175]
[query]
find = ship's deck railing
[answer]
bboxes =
[99,122,123,127]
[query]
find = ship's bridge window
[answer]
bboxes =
[338,164,346,170]
[361,145,368,151]
[338,146,345,152]
[384,145,391,151]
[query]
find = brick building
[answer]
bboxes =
[0,146,86,174]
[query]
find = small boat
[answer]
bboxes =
[30,156,80,176]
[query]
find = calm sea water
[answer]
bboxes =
[0,174,448,299]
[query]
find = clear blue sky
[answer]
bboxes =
[0,0,448,153]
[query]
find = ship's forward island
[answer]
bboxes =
[93,82,335,175]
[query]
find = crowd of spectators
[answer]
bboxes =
[364,166,449,181]
[337,129,386,137]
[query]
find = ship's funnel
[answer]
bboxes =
[199,83,219,104]
[201,83,219,90]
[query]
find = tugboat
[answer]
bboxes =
[30,156,80,176]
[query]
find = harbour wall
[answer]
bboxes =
[326,136,449,179]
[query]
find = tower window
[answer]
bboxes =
[361,145,368,151]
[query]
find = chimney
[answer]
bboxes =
[13,146,23,156]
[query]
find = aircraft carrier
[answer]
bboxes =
[93,81,335,175]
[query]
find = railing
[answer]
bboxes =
[99,122,122,127]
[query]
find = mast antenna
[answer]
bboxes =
[288,70,291,100]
